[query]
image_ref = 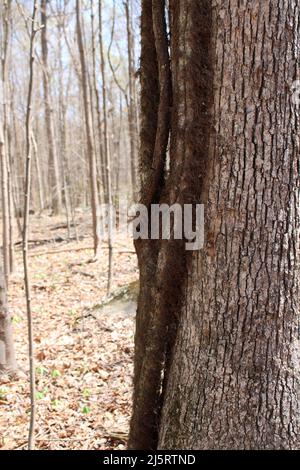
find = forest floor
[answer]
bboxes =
[0,211,138,450]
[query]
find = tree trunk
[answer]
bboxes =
[130,0,300,450]
[23,1,38,449]
[125,0,138,197]
[99,0,113,292]
[0,261,17,373]
[76,0,100,257]
[0,0,12,283]
[7,126,15,274]
[31,130,44,212]
[57,19,72,239]
[0,127,9,283]
[40,0,62,214]
[90,0,106,201]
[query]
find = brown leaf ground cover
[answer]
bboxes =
[0,212,138,450]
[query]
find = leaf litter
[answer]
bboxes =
[0,212,138,450]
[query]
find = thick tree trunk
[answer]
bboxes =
[131,0,300,450]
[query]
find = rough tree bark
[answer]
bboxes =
[130,0,300,450]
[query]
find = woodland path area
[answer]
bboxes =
[0,212,138,450]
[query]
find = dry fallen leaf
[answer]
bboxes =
[2,213,138,450]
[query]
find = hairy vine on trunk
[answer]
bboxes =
[129,0,214,450]
[129,0,171,450]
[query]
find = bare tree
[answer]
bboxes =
[99,0,113,293]
[23,1,39,450]
[90,0,106,202]
[0,0,12,283]
[57,12,72,238]
[40,0,62,214]
[124,0,138,197]
[8,0,137,224]
[76,0,100,258]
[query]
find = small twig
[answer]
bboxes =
[71,269,96,279]
[15,235,85,247]
[29,246,135,257]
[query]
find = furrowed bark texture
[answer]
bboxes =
[131,0,300,451]
[129,0,212,449]
[158,0,300,450]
